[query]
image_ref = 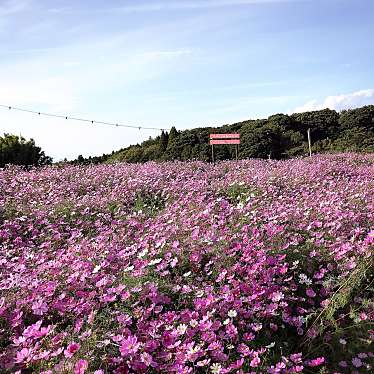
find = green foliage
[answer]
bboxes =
[133,191,166,217]
[85,105,374,164]
[0,200,19,221]
[222,182,255,204]
[0,133,52,167]
[159,130,169,154]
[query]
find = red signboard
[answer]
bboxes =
[210,139,241,145]
[210,133,240,139]
[209,133,240,162]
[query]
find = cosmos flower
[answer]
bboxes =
[74,359,88,374]
[210,363,222,373]
[64,342,80,358]
[308,357,325,367]
[1,155,373,373]
[119,335,140,357]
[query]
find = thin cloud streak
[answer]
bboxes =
[114,0,302,13]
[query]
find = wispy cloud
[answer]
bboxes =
[292,89,374,113]
[115,0,301,13]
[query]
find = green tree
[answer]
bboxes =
[159,130,169,155]
[76,155,85,164]
[106,104,374,163]
[291,109,339,141]
[0,133,52,168]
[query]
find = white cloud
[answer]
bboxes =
[292,89,374,113]
[115,0,300,12]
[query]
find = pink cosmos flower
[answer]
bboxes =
[270,291,284,302]
[64,342,80,358]
[291,365,304,372]
[119,335,140,357]
[243,332,255,341]
[32,300,48,315]
[74,318,83,333]
[140,352,154,367]
[230,358,244,369]
[250,356,261,367]
[290,353,302,363]
[196,359,211,367]
[15,348,29,363]
[352,357,362,368]
[308,357,325,367]
[306,288,316,298]
[74,359,88,374]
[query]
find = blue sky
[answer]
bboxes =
[1,0,374,160]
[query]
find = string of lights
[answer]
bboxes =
[0,104,170,132]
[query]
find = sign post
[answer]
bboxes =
[209,133,241,163]
[307,128,312,157]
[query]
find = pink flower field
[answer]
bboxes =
[0,154,373,373]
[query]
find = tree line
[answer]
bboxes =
[1,105,373,167]
[105,105,374,163]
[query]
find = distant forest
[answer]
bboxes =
[2,105,374,168]
[72,105,374,164]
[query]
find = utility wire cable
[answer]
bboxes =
[0,104,170,131]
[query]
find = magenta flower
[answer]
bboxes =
[119,335,140,357]
[15,348,29,363]
[32,300,48,315]
[292,365,304,372]
[140,352,154,367]
[250,356,261,367]
[1,155,374,373]
[64,342,80,358]
[74,359,88,374]
[308,357,325,367]
[306,288,316,298]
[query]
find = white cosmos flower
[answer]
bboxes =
[138,248,148,258]
[189,319,198,328]
[210,363,222,373]
[92,265,101,274]
[228,309,237,318]
[177,324,187,335]
[148,258,162,266]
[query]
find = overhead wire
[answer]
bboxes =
[0,104,170,131]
